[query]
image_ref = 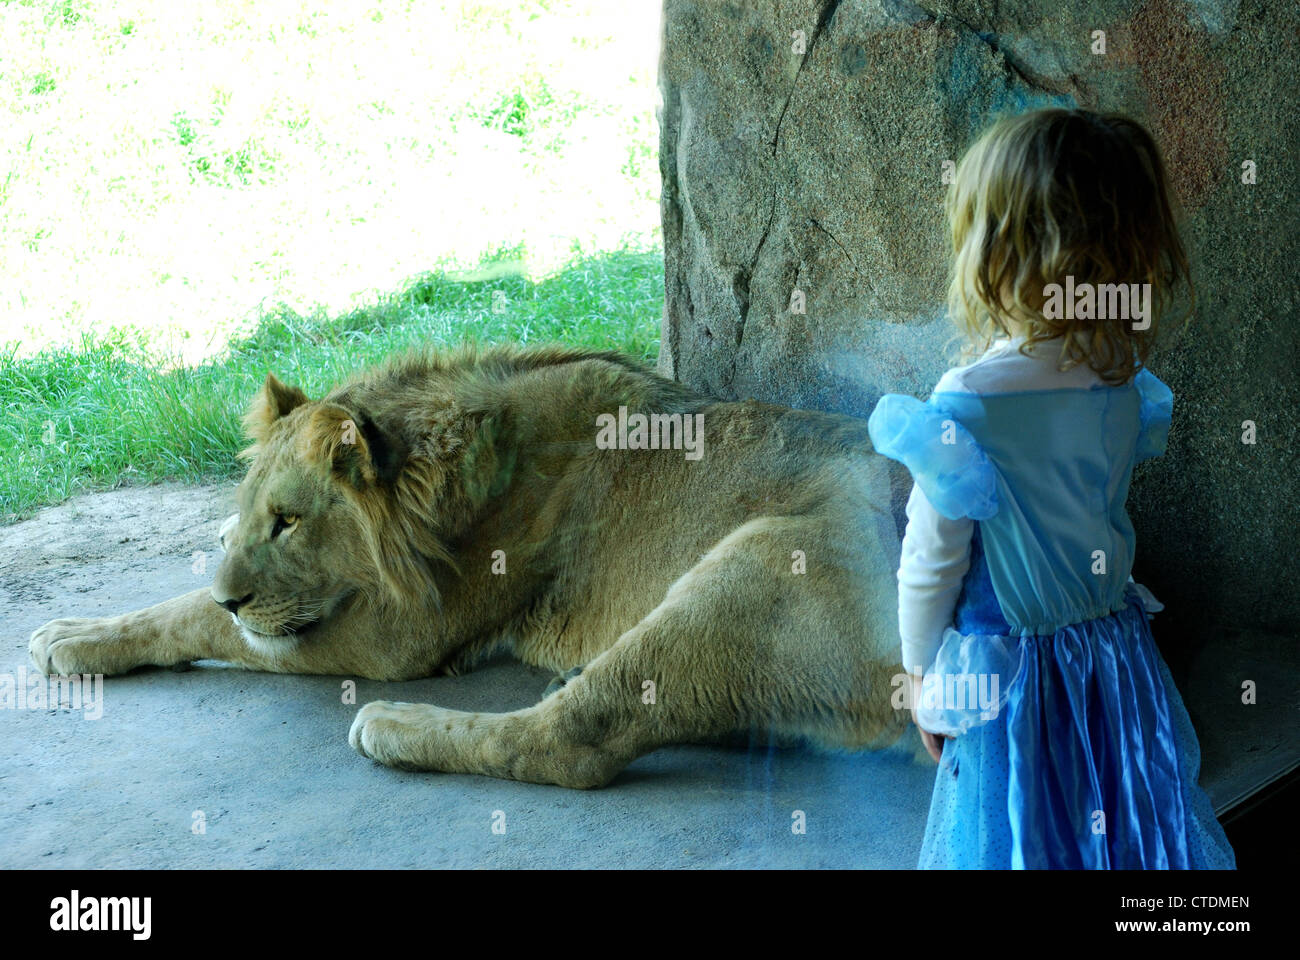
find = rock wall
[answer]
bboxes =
[657,0,1299,642]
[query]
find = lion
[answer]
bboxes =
[29,345,910,787]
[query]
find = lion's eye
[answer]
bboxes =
[271,514,299,538]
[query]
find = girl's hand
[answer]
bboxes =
[910,672,952,763]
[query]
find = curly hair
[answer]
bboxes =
[944,108,1193,384]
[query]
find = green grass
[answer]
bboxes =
[0,246,664,523]
[1,0,662,358]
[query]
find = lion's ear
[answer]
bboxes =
[244,373,309,444]
[301,404,407,488]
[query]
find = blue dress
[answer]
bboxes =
[868,368,1236,869]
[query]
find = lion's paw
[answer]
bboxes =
[349,700,444,771]
[29,616,131,676]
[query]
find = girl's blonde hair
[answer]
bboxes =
[945,108,1192,384]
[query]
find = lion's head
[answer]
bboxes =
[210,345,687,650]
[210,371,459,651]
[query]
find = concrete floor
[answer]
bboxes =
[2,482,1287,868]
[2,650,939,868]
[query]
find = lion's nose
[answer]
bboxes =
[217,594,253,615]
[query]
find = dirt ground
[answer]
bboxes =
[0,481,239,609]
[0,481,937,868]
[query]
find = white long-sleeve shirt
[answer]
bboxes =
[898,335,1104,675]
[899,484,974,675]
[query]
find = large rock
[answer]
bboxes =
[657,0,1300,645]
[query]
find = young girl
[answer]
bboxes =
[868,109,1237,869]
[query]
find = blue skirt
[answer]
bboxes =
[916,594,1237,869]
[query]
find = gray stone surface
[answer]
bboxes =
[658,0,1300,654]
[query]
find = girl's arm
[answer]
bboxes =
[897,481,975,676]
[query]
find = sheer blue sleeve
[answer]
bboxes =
[867,393,999,521]
[1134,368,1174,462]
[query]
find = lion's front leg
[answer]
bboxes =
[29,588,250,677]
[347,697,624,788]
[347,571,745,788]
[30,588,440,680]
